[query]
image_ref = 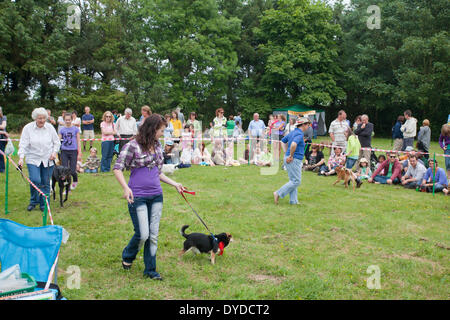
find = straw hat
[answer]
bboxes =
[295,117,311,126]
[359,158,369,164]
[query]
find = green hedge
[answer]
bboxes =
[4,114,32,134]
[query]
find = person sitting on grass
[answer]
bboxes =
[212,139,225,165]
[419,159,448,193]
[82,147,101,173]
[255,145,273,167]
[177,141,193,169]
[319,146,346,176]
[163,140,175,164]
[375,154,386,175]
[368,152,402,185]
[355,158,372,180]
[225,141,241,166]
[401,154,427,189]
[402,146,425,175]
[193,142,215,166]
[303,144,325,172]
[238,144,250,165]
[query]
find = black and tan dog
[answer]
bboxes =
[179,225,233,264]
[52,165,72,207]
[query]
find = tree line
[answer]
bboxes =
[0,0,448,137]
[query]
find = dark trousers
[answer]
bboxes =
[0,140,6,172]
[61,150,78,183]
[118,134,133,154]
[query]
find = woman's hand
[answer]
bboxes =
[123,186,134,203]
[49,152,57,161]
[175,183,184,194]
[18,158,24,168]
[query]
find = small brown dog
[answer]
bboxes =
[333,166,360,191]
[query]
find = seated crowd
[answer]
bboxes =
[310,137,448,196]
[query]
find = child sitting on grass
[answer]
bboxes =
[319,146,346,176]
[212,139,225,165]
[225,141,241,166]
[163,140,175,164]
[255,145,273,167]
[177,141,193,169]
[375,154,387,175]
[355,157,372,180]
[82,147,101,173]
[193,142,215,166]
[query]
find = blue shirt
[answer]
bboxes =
[82,114,94,131]
[423,167,448,186]
[281,128,305,160]
[248,120,266,137]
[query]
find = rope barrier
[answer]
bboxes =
[2,135,449,157]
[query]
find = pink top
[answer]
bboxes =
[100,121,115,141]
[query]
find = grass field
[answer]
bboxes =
[1,137,449,300]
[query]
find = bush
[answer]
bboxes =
[4,113,32,133]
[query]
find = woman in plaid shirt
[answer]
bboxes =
[114,114,184,280]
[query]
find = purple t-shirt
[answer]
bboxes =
[60,126,79,151]
[128,166,162,197]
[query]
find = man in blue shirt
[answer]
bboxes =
[274,117,311,205]
[81,106,95,151]
[420,159,448,193]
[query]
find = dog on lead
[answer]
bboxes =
[179,225,233,265]
[52,165,72,207]
[333,166,362,191]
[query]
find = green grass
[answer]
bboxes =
[1,137,449,300]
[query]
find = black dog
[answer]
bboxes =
[52,165,72,207]
[179,225,233,264]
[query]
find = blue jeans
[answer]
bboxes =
[84,168,98,173]
[346,157,358,170]
[27,163,54,209]
[374,175,400,184]
[313,129,318,140]
[276,157,302,204]
[123,195,163,277]
[101,141,114,172]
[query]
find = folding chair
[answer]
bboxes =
[0,219,67,299]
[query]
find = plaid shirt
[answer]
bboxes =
[113,139,163,173]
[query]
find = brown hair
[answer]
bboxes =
[440,124,450,137]
[215,108,224,117]
[136,114,167,151]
